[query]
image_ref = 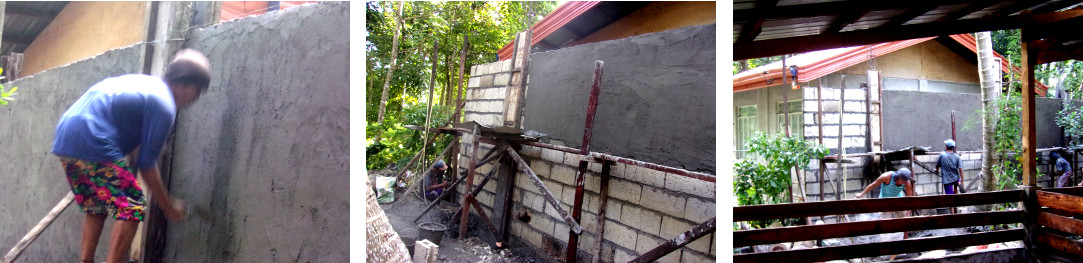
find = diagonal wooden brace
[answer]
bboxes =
[629,217,715,263]
[502,141,584,234]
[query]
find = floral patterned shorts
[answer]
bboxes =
[61,158,145,221]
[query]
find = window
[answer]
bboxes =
[736,105,758,159]
[776,100,803,138]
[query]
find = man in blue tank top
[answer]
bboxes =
[52,49,210,263]
[855,168,915,199]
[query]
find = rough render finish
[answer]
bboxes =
[523,24,716,173]
[883,90,1078,151]
[0,44,146,262]
[163,2,348,262]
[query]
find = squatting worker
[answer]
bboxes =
[423,160,451,201]
[52,49,210,263]
[1050,151,1074,187]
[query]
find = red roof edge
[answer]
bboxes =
[733,34,1048,96]
[496,1,601,61]
[946,34,1049,96]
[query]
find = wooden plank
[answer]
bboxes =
[1038,190,1083,214]
[629,218,715,263]
[733,229,1024,263]
[446,168,499,228]
[1044,186,1083,196]
[460,124,481,238]
[1036,230,1083,258]
[1022,37,1038,186]
[734,210,1023,247]
[592,161,612,263]
[1039,212,1083,236]
[468,194,504,244]
[734,190,1022,222]
[503,141,584,234]
[1,192,74,263]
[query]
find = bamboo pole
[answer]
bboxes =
[2,192,75,263]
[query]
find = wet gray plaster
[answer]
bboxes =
[522,24,716,173]
[163,2,349,262]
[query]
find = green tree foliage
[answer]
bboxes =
[1056,104,1083,146]
[734,132,828,206]
[732,55,786,74]
[0,69,16,106]
[366,1,556,170]
[991,88,1023,191]
[991,30,1083,99]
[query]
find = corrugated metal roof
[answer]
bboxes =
[2,1,68,55]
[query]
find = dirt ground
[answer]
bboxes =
[378,180,545,263]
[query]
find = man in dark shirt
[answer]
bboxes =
[423,160,450,201]
[936,139,964,213]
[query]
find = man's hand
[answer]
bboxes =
[855,192,865,198]
[164,199,188,222]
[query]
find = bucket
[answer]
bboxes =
[401,236,416,256]
[418,222,447,246]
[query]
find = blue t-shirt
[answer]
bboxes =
[52,74,176,170]
[1057,157,1073,175]
[937,152,962,184]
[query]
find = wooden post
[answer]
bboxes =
[837,77,846,201]
[1022,39,1038,187]
[629,218,716,263]
[460,124,481,238]
[818,78,825,205]
[592,161,612,263]
[503,141,584,233]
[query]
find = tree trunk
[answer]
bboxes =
[976,31,998,203]
[737,60,749,72]
[374,0,405,145]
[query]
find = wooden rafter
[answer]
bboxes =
[878,4,940,28]
[823,12,867,33]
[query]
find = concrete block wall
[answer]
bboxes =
[802,85,870,154]
[464,59,514,127]
[454,137,715,262]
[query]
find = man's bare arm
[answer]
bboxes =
[139,165,184,222]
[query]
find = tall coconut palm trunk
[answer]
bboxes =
[976,31,999,202]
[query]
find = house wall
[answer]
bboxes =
[571,1,715,47]
[524,24,716,173]
[839,40,981,86]
[460,25,716,263]
[164,2,348,262]
[21,1,148,78]
[0,44,146,262]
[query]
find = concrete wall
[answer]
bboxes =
[883,91,1076,150]
[0,44,146,261]
[523,24,716,173]
[22,1,148,78]
[454,139,715,263]
[163,2,348,262]
[571,2,716,47]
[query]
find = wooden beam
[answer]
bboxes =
[630,218,715,263]
[1040,186,1083,196]
[734,8,1083,60]
[591,161,612,263]
[936,1,1000,22]
[823,12,867,33]
[1038,190,1083,214]
[993,1,1047,17]
[735,19,764,43]
[733,0,980,23]
[0,35,32,46]
[446,168,499,229]
[468,194,504,244]
[5,5,59,21]
[733,229,1025,263]
[877,4,939,28]
[460,124,481,238]
[734,210,1023,247]
[1039,211,1083,236]
[1032,0,1083,13]
[503,141,584,234]
[1022,39,1038,186]
[734,190,1022,222]
[1036,230,1083,258]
